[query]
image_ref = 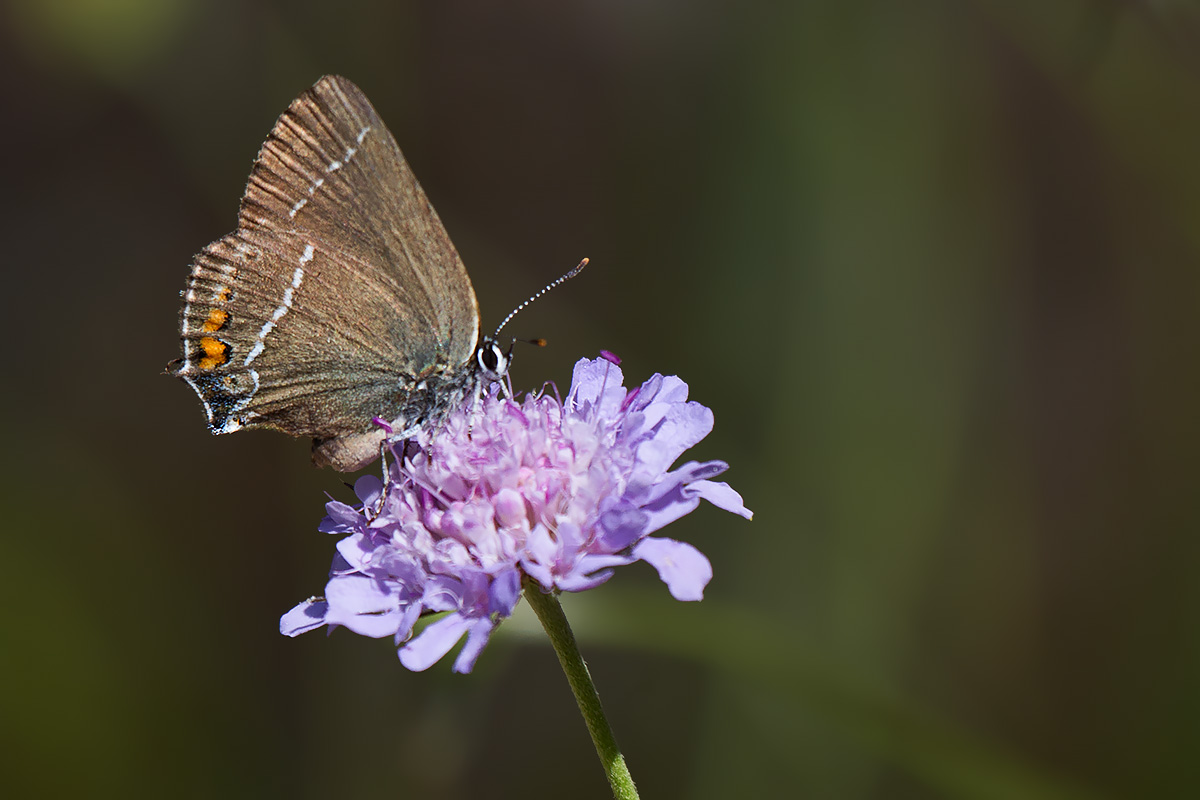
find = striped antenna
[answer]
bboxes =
[493,258,589,338]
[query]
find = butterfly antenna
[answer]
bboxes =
[493,258,589,338]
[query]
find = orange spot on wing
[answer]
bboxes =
[198,336,228,369]
[201,308,228,332]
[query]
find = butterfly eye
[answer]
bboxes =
[477,339,509,379]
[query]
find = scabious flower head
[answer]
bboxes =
[282,356,752,673]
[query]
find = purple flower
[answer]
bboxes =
[281,356,752,673]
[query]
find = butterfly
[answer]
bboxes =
[171,75,581,471]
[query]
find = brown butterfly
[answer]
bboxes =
[170,75,514,471]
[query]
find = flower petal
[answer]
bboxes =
[597,502,650,551]
[335,533,378,571]
[489,568,522,616]
[324,574,404,638]
[568,358,626,419]
[399,614,471,671]
[638,493,702,537]
[690,480,753,520]
[319,500,363,534]
[630,461,739,535]
[280,598,329,636]
[354,475,384,507]
[633,537,713,601]
[556,553,632,592]
[631,402,713,474]
[452,618,496,674]
[638,537,710,599]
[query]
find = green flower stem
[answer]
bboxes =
[522,575,639,800]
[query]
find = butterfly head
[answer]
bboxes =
[476,336,511,382]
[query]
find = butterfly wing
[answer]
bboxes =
[175,76,479,454]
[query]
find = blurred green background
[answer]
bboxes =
[2,1,1197,798]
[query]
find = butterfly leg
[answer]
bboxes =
[466,381,486,441]
[378,429,423,516]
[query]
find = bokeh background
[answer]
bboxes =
[2,1,1197,798]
